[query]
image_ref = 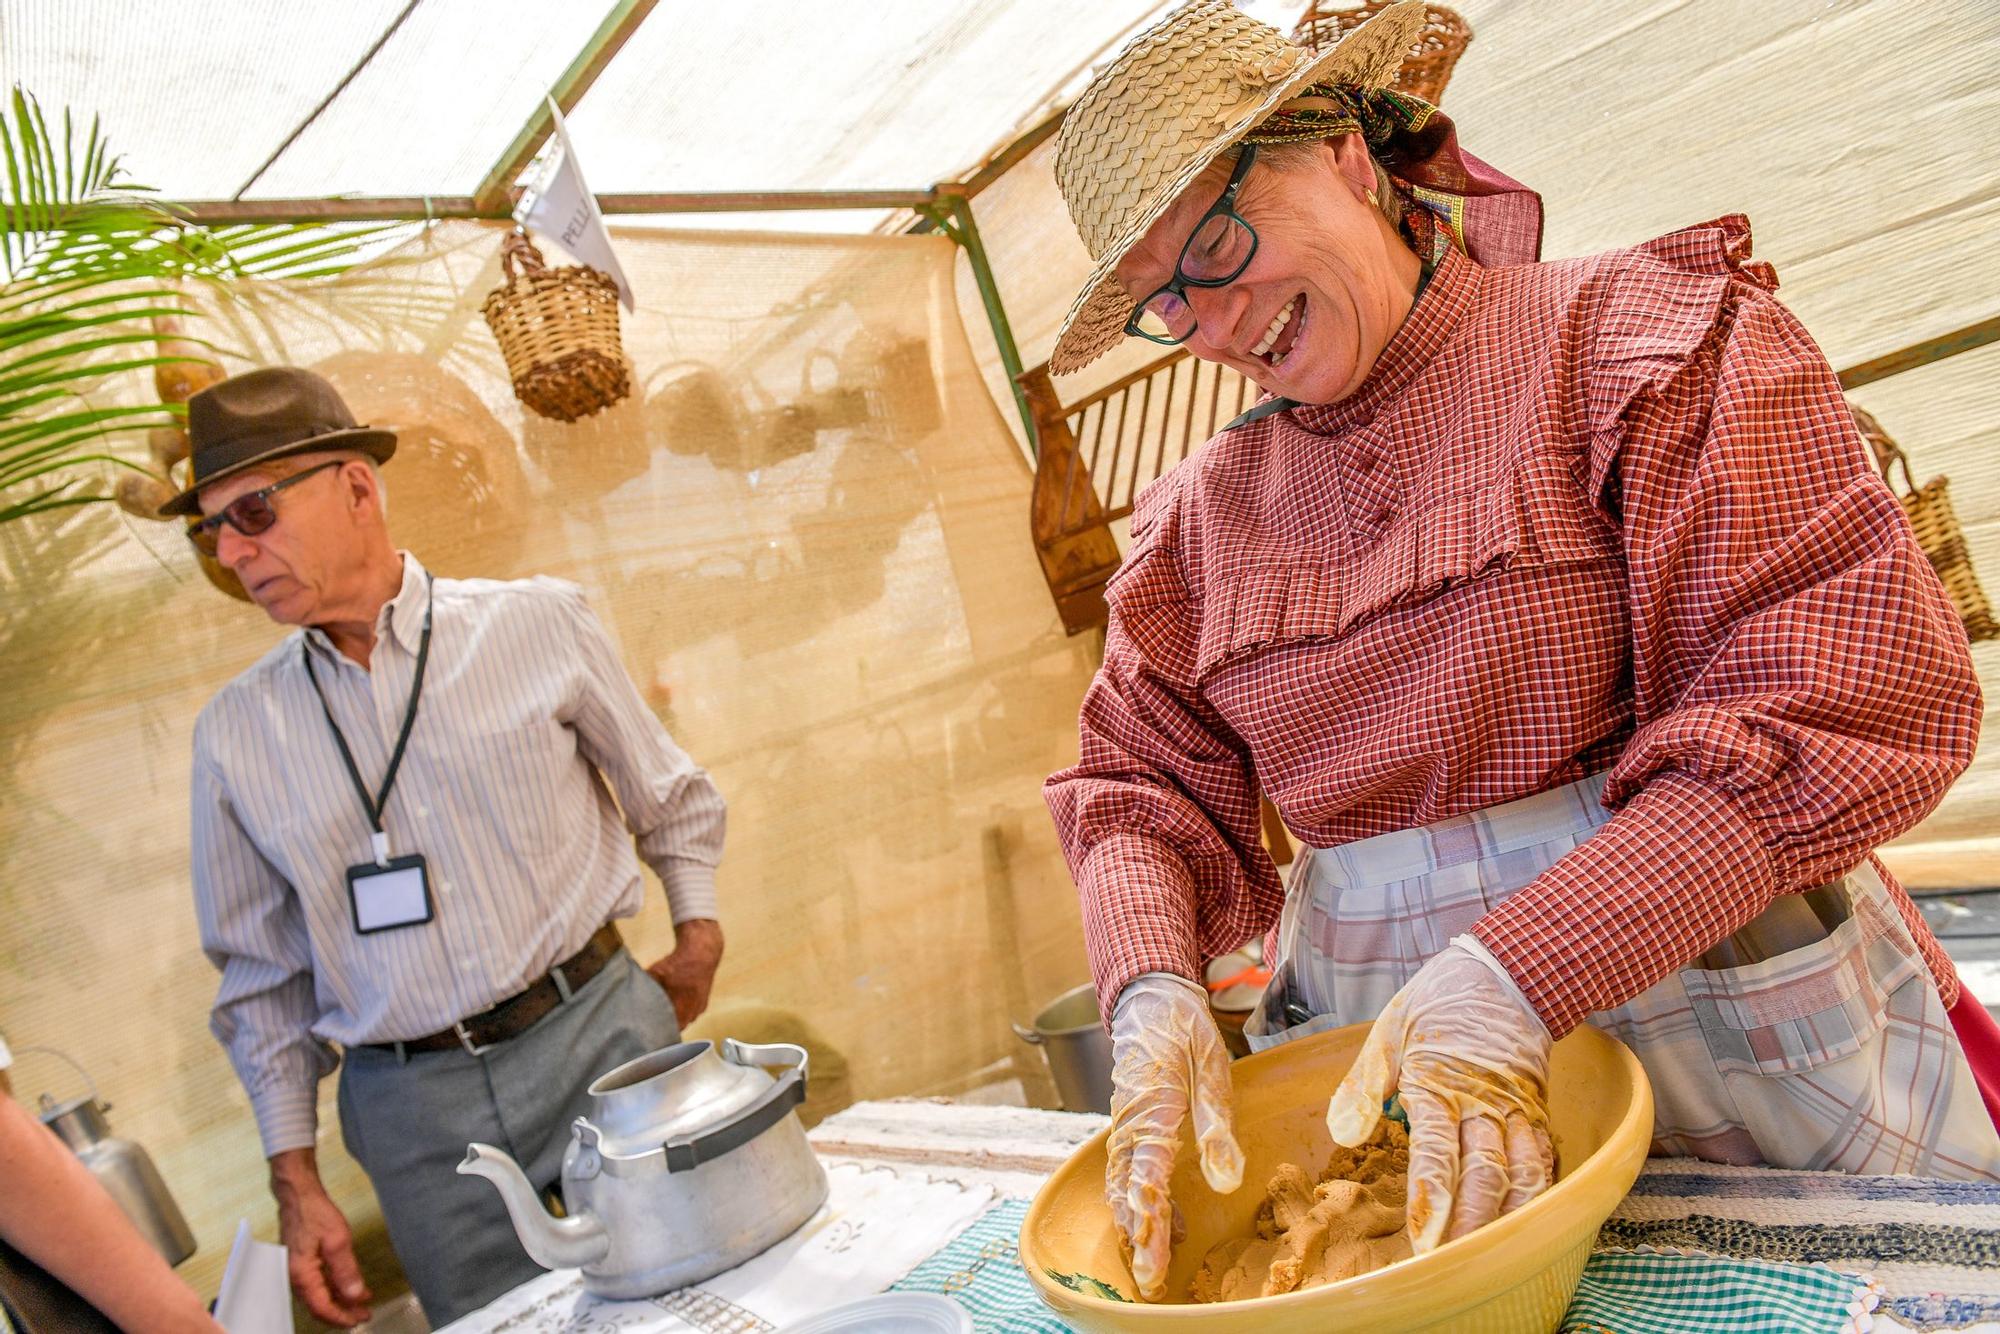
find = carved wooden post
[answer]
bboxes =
[1019,364,1123,635]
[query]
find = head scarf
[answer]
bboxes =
[1243,82,1545,269]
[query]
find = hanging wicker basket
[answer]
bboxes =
[1292,3,1473,105]
[1850,401,1998,643]
[481,229,630,423]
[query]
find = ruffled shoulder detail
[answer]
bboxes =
[1101,470,1204,689]
[1631,214,1778,292]
[1580,214,1778,457]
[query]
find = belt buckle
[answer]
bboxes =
[454,1021,495,1058]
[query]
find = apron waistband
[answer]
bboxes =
[1301,771,1612,887]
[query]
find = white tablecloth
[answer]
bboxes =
[438,1102,1096,1333]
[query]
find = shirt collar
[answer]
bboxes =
[301,551,428,661]
[379,551,429,653]
[1288,244,1480,438]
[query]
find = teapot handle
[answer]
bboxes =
[722,1038,810,1083]
[660,1042,809,1172]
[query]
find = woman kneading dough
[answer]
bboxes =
[1041,0,2000,1301]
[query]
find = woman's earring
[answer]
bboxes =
[1365,188,1380,207]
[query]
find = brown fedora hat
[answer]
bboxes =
[158,365,396,516]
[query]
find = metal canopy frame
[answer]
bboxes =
[174,3,1044,453]
[166,8,1991,456]
[470,0,659,215]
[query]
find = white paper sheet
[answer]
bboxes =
[213,1218,293,1334]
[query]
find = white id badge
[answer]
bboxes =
[346,853,435,934]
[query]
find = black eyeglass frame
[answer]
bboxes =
[1123,142,1262,346]
[186,459,344,555]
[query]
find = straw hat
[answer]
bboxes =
[1049,0,1428,376]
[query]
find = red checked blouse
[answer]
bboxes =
[1045,216,1981,1037]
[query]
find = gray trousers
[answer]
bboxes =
[337,950,680,1327]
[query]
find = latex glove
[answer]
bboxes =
[1106,973,1246,1299]
[1325,937,1554,1253]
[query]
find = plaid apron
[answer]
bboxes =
[1245,773,2000,1180]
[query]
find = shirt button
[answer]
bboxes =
[458,957,476,973]
[440,881,454,895]
[1372,504,1396,525]
[1353,452,1378,473]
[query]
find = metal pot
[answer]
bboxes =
[459,1039,828,1299]
[1013,984,1114,1114]
[23,1045,195,1268]
[39,1094,196,1266]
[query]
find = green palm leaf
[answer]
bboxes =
[1,85,393,529]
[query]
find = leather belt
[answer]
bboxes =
[363,923,624,1058]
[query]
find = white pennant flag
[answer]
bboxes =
[515,96,635,310]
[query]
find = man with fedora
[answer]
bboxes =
[170,366,727,1326]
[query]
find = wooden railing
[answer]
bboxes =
[1021,348,1258,635]
[1021,349,1295,866]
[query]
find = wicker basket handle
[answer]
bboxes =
[1849,401,1917,496]
[499,229,549,284]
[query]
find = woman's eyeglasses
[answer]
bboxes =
[185,460,341,558]
[1125,143,1261,345]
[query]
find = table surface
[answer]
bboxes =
[442,1098,2000,1333]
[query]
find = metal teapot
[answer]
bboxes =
[459,1039,827,1299]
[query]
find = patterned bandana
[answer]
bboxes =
[1243,82,1437,151]
[1243,81,1546,269]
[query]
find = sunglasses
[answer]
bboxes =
[186,460,342,558]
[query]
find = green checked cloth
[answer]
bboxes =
[1562,1249,1876,1333]
[892,1198,1072,1333]
[894,1204,1879,1334]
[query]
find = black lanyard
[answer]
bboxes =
[301,575,434,865]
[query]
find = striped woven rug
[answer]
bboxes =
[1600,1159,2000,1330]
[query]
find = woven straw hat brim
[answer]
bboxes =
[1049,0,1428,377]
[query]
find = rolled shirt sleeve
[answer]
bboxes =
[556,587,726,924]
[1474,273,1982,1035]
[191,740,338,1158]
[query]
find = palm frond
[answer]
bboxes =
[1,85,384,528]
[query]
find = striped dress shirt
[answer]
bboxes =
[191,553,726,1156]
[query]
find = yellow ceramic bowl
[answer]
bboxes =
[1019,1023,1652,1333]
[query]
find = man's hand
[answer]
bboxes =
[269,1148,372,1328]
[648,918,724,1029]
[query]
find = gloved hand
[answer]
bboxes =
[1106,973,1245,1299]
[1325,937,1555,1253]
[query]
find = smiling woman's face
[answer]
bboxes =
[1116,133,1421,405]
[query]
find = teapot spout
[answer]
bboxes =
[458,1143,610,1271]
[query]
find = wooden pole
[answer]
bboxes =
[1837,315,2000,391]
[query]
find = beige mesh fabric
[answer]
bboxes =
[0,220,1099,1302]
[1047,0,1424,375]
